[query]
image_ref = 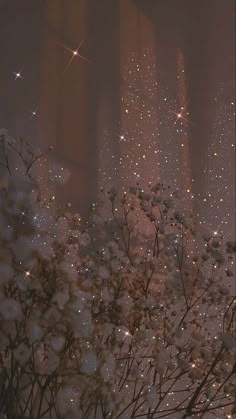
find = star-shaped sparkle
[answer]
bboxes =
[57,40,90,73]
[30,108,39,119]
[16,264,37,280]
[169,107,193,126]
[13,71,23,80]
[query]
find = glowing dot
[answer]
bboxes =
[13,71,23,80]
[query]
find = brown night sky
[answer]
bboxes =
[0,0,235,223]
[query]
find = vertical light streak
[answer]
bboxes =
[176,49,192,211]
[119,1,159,188]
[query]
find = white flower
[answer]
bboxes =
[47,351,60,372]
[101,287,113,303]
[79,232,91,247]
[102,323,114,339]
[80,350,97,375]
[54,217,70,240]
[48,336,65,353]
[59,261,78,282]
[32,209,54,232]
[72,310,93,338]
[69,291,87,312]
[110,259,121,273]
[43,306,62,326]
[98,265,110,280]
[107,241,119,255]
[0,263,14,284]
[32,235,55,260]
[0,299,22,320]
[53,288,70,309]
[155,346,171,373]
[0,215,12,241]
[56,385,80,415]
[26,321,43,343]
[100,354,115,382]
[117,292,132,313]
[14,343,31,365]
[55,167,70,185]
[146,384,157,408]
[115,327,131,343]
[11,237,34,262]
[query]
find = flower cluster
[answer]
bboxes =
[0,134,235,419]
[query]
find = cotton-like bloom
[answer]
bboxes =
[101,287,113,303]
[53,288,70,310]
[71,309,93,338]
[110,259,121,273]
[48,335,65,353]
[56,385,80,415]
[69,291,87,312]
[0,298,22,320]
[0,215,12,241]
[98,265,110,280]
[146,384,157,408]
[32,235,55,260]
[0,263,14,284]
[79,232,91,247]
[59,261,78,282]
[14,343,31,365]
[80,350,97,375]
[26,321,44,343]
[46,351,60,372]
[100,354,115,382]
[0,138,235,418]
[54,217,71,240]
[11,236,35,263]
